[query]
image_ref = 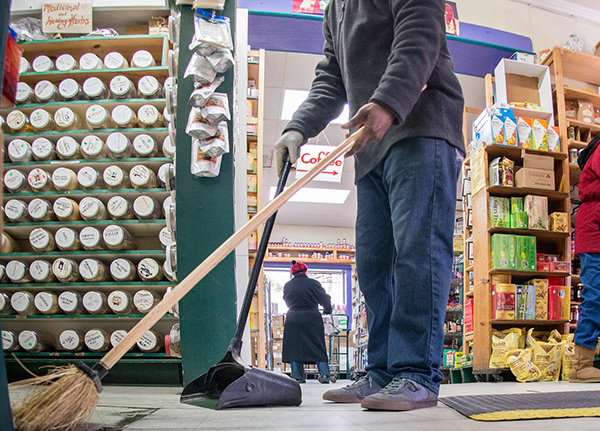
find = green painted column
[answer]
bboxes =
[176,3,238,386]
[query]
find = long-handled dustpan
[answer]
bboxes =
[76,128,363,409]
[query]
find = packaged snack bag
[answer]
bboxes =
[561,335,575,381]
[532,341,562,381]
[565,99,577,119]
[577,99,594,124]
[505,348,541,382]
[490,328,523,368]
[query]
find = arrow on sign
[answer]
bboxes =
[297,169,339,175]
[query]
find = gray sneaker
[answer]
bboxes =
[322,376,382,403]
[360,378,438,411]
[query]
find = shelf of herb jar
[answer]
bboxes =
[568,138,589,151]
[3,157,173,173]
[3,219,166,239]
[487,186,569,201]
[265,258,355,264]
[17,67,171,88]
[483,144,568,163]
[2,98,166,119]
[5,352,177,360]
[3,187,169,202]
[0,281,172,292]
[1,313,176,320]
[268,246,355,253]
[3,127,168,142]
[0,250,166,265]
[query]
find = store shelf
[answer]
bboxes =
[490,319,569,325]
[4,156,172,169]
[488,227,570,241]
[0,249,165,263]
[268,246,355,253]
[484,144,567,163]
[3,188,168,202]
[0,281,172,290]
[542,48,600,87]
[2,313,176,320]
[5,351,176,359]
[3,127,168,140]
[567,119,600,133]
[17,67,170,87]
[489,269,571,278]
[567,138,589,150]
[3,98,165,116]
[487,186,568,200]
[265,258,354,264]
[4,219,165,237]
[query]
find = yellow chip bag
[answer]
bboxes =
[561,340,575,381]
[532,341,562,381]
[505,348,541,382]
[490,328,523,368]
[526,328,562,348]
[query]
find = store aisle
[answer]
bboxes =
[8,380,600,430]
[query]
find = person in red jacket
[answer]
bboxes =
[571,135,600,382]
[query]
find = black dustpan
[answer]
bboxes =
[181,158,301,409]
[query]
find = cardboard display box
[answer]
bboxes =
[515,167,554,190]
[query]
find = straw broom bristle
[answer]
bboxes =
[10,364,99,431]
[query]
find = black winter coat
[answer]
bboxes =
[282,273,332,363]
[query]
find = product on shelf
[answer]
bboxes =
[106,132,134,158]
[11,291,37,314]
[34,80,60,103]
[85,105,113,130]
[0,265,8,284]
[56,53,78,71]
[130,164,158,189]
[77,165,105,190]
[102,225,137,250]
[549,212,568,232]
[0,232,17,255]
[133,134,159,157]
[29,227,56,252]
[59,330,84,352]
[0,292,15,314]
[79,196,108,221]
[56,136,82,160]
[28,198,55,221]
[19,57,31,74]
[137,258,163,282]
[15,81,36,105]
[79,258,111,282]
[524,195,548,230]
[4,169,29,193]
[30,108,56,132]
[6,110,31,134]
[109,75,138,99]
[79,52,104,70]
[31,137,56,161]
[7,261,34,284]
[138,75,163,99]
[83,76,110,100]
[111,105,138,129]
[34,291,60,314]
[53,258,82,283]
[55,228,82,252]
[162,135,175,158]
[58,78,84,101]
[82,290,110,314]
[81,135,107,160]
[133,195,162,220]
[84,328,111,352]
[104,51,129,69]
[137,329,163,353]
[32,55,54,72]
[107,290,135,314]
[131,50,156,68]
[52,167,79,191]
[109,258,138,282]
[28,167,53,192]
[133,289,160,313]
[2,330,20,351]
[158,163,174,189]
[107,195,135,220]
[138,104,163,128]
[103,165,131,189]
[57,290,84,314]
[163,260,177,282]
[159,226,176,248]
[19,330,53,352]
[110,329,129,349]
[29,260,56,284]
[53,197,81,222]
[54,107,81,131]
[7,138,33,163]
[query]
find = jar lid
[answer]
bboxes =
[83,77,105,98]
[30,108,52,129]
[29,228,51,250]
[19,57,30,73]
[34,291,55,311]
[108,290,131,312]
[163,260,176,281]
[32,55,53,72]
[138,75,160,96]
[55,228,78,249]
[132,50,154,68]
[110,259,134,281]
[133,196,155,217]
[81,135,104,157]
[18,330,39,350]
[109,75,132,97]
[16,82,33,103]
[31,137,54,159]
[58,78,80,99]
[103,165,125,187]
[110,330,128,348]
[82,290,104,311]
[59,330,82,350]
[56,136,79,158]
[52,167,76,189]
[55,54,77,71]
[107,196,129,217]
[79,53,101,70]
[53,198,75,219]
[103,225,125,247]
[4,169,25,190]
[28,198,50,219]
[111,105,134,126]
[6,110,27,130]
[79,197,102,218]
[11,291,31,311]
[162,135,175,158]
[163,106,172,123]
[79,227,102,248]
[77,166,100,189]
[162,194,173,216]
[106,132,131,155]
[54,107,77,128]
[27,168,49,189]
[5,199,27,221]
[104,52,127,69]
[138,258,160,279]
[164,76,175,90]
[8,139,31,161]
[137,331,158,351]
[34,80,55,101]
[58,291,80,313]
[84,329,107,350]
[138,104,159,125]
[159,227,176,247]
[2,330,16,350]
[133,134,156,156]
[130,165,152,187]
[133,290,156,311]
[53,258,76,279]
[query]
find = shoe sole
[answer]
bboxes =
[360,398,438,411]
[322,393,364,403]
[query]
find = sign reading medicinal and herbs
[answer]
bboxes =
[42,0,92,34]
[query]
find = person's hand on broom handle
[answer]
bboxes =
[99,126,365,371]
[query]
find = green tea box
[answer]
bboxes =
[489,197,510,228]
[524,195,548,230]
[511,211,528,229]
[491,234,516,270]
[516,235,536,271]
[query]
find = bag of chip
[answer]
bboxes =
[561,339,575,381]
[526,328,562,348]
[490,328,523,368]
[532,341,562,381]
[505,348,541,382]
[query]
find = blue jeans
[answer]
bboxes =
[575,253,600,349]
[356,138,462,394]
[291,361,330,380]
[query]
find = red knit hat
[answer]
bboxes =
[291,260,307,275]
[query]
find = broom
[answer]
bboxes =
[8,127,363,431]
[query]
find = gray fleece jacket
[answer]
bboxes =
[284,0,465,181]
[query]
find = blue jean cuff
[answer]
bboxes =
[395,373,439,395]
[367,370,392,388]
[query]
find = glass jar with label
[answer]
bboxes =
[7,261,33,284]
[133,195,161,220]
[59,330,84,352]
[85,105,113,130]
[158,163,175,189]
[2,330,20,351]
[137,258,163,282]
[83,77,110,100]
[79,53,104,70]
[4,169,30,193]
[133,289,160,314]
[110,259,138,283]
[53,197,80,221]
[58,78,84,101]
[34,291,59,313]
[162,193,173,218]
[102,225,137,250]
[163,259,177,282]
[138,75,163,98]
[0,232,17,254]
[31,137,56,161]
[19,57,31,74]
[79,197,107,221]
[19,330,52,352]
[130,165,158,189]
[106,132,133,158]
[0,115,5,133]
[15,82,36,105]
[11,291,36,314]
[137,330,163,353]
[82,291,109,314]
[28,198,55,222]
[137,104,163,128]
[159,226,176,249]
[4,199,31,223]
[103,51,129,69]
[34,80,61,103]
[55,228,82,252]
[85,328,111,352]
[77,166,104,190]
[163,106,173,125]
[7,138,33,163]
[109,75,137,99]
[103,165,130,189]
[27,168,54,192]
[0,293,15,314]
[79,260,110,283]
[55,53,78,71]
[29,261,56,283]
[6,110,32,134]
[58,291,84,314]
[52,167,79,191]
[30,108,56,132]
[32,55,54,72]
[54,107,81,131]
[107,195,135,220]
[162,135,175,158]
[107,290,135,314]
[79,227,106,251]
[56,136,81,160]
[29,227,56,252]
[133,134,158,157]
[110,330,131,349]
[53,258,81,283]
[81,135,107,159]
[111,105,138,129]
[131,50,156,68]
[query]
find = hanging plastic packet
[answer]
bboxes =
[192,0,226,10]
[198,122,229,158]
[191,142,222,177]
[189,76,224,107]
[184,53,217,86]
[189,40,219,56]
[202,93,230,124]
[206,48,234,73]
[190,9,233,51]
[166,323,182,358]
[186,107,219,140]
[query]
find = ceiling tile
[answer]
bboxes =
[264,51,287,88]
[263,87,283,121]
[284,52,322,90]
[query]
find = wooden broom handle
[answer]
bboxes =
[100,127,364,370]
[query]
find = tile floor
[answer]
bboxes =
[8,379,600,430]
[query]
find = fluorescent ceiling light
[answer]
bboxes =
[508,0,600,26]
[281,89,349,124]
[269,186,351,204]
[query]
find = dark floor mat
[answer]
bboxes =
[440,390,600,421]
